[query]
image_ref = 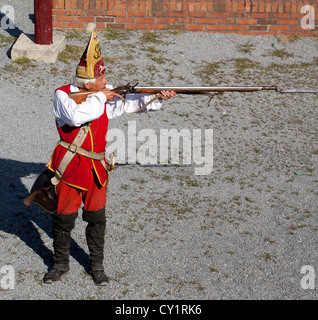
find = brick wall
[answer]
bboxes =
[52,0,318,36]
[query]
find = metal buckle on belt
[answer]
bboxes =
[68,143,78,153]
[54,169,63,180]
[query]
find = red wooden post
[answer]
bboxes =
[34,0,53,45]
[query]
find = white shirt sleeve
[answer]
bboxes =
[106,93,163,119]
[53,83,163,126]
[53,86,107,127]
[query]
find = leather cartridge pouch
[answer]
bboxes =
[24,169,58,214]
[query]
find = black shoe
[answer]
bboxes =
[43,268,67,284]
[90,269,109,286]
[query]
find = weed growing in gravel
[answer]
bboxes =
[257,252,277,263]
[65,29,86,41]
[270,48,294,59]
[0,34,16,46]
[58,44,83,63]
[194,61,221,84]
[104,28,131,41]
[4,57,37,72]
[234,58,261,73]
[140,31,164,44]
[237,41,256,54]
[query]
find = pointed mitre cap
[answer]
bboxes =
[76,23,105,79]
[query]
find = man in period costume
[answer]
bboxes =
[44,27,175,285]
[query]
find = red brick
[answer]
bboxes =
[96,0,102,10]
[58,0,64,9]
[52,0,59,9]
[186,24,206,31]
[65,22,86,28]
[251,2,259,13]
[278,2,285,13]
[218,18,236,24]
[269,25,289,31]
[95,23,105,29]
[291,3,298,13]
[258,19,278,25]
[279,19,299,25]
[96,17,115,23]
[107,10,126,17]
[52,9,66,15]
[177,18,196,24]
[83,0,89,10]
[127,11,147,17]
[136,17,156,24]
[86,10,106,16]
[238,19,258,25]
[55,16,74,22]
[248,25,268,31]
[229,13,249,18]
[75,16,95,22]
[188,12,208,18]
[244,2,252,13]
[65,9,85,16]
[148,11,167,17]
[157,18,176,24]
[106,23,125,29]
[289,26,310,31]
[167,11,187,18]
[146,24,166,30]
[207,25,227,31]
[64,0,71,9]
[258,1,265,13]
[115,17,135,23]
[53,22,65,28]
[126,24,146,29]
[228,25,248,31]
[165,24,186,30]
[209,13,228,18]
[269,13,290,19]
[265,2,272,13]
[197,18,217,24]
[291,13,306,19]
[250,13,270,19]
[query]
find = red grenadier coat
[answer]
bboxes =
[47,84,109,191]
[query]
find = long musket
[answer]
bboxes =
[69,82,318,104]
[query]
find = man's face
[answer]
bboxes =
[85,73,108,91]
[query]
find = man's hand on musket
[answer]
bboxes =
[101,87,123,101]
[158,90,176,101]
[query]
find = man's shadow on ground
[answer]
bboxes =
[0,158,90,272]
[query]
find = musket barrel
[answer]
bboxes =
[133,86,278,93]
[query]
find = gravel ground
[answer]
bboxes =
[0,0,317,301]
